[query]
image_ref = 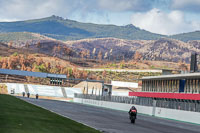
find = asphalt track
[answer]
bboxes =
[20,97,200,133]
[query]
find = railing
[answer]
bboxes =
[74,94,200,112]
[75,94,154,106]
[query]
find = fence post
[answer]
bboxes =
[152,99,157,116]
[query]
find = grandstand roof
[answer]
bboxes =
[141,72,200,80]
[0,69,66,79]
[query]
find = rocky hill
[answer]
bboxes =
[65,38,200,63]
[1,32,199,63]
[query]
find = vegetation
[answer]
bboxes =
[0,15,199,42]
[170,31,200,42]
[0,15,164,41]
[0,51,189,84]
[0,54,89,79]
[0,32,43,42]
[0,84,8,94]
[88,70,161,83]
[0,94,100,133]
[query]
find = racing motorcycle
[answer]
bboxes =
[129,108,137,123]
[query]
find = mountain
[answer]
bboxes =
[1,34,200,64]
[1,15,200,42]
[0,32,53,42]
[64,37,200,63]
[170,31,200,42]
[0,15,164,41]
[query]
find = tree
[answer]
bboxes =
[102,70,107,77]
[36,42,41,48]
[80,50,87,59]
[21,64,26,71]
[45,62,51,72]
[25,42,30,49]
[7,58,13,69]
[57,45,61,54]
[82,71,88,79]
[104,52,108,59]
[109,49,113,60]
[8,41,13,48]
[98,50,103,61]
[134,51,142,61]
[2,62,7,69]
[26,67,32,71]
[53,46,58,56]
[92,48,96,59]
[19,55,25,65]
[86,50,90,59]
[36,58,43,66]
[178,60,188,71]
[64,46,73,60]
[36,42,41,53]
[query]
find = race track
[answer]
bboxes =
[20,97,200,133]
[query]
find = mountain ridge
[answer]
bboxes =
[0,15,200,42]
[0,15,164,41]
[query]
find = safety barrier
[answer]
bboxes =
[74,95,200,124]
[4,83,82,98]
[74,94,200,112]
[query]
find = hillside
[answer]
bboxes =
[170,31,200,42]
[0,32,52,42]
[64,37,200,63]
[1,32,199,64]
[1,15,200,42]
[0,32,58,48]
[0,15,164,41]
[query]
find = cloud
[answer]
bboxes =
[0,0,159,22]
[0,0,199,35]
[98,0,155,12]
[171,0,200,12]
[131,8,200,35]
[0,0,99,21]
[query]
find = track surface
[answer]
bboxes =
[20,97,200,133]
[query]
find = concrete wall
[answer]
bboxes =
[74,98,200,124]
[155,107,200,124]
[4,83,82,98]
[111,81,138,88]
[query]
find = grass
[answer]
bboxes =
[0,94,101,133]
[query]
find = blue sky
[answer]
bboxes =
[0,0,200,35]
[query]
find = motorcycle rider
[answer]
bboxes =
[128,106,137,119]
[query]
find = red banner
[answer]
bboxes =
[129,92,200,100]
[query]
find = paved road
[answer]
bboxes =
[20,97,200,133]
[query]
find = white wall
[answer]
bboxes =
[111,81,138,88]
[4,83,82,98]
[112,91,129,96]
[74,98,200,124]
[64,88,82,98]
[6,83,25,94]
[155,107,200,124]
[74,98,153,115]
[28,85,63,97]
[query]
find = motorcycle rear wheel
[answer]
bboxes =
[131,119,135,123]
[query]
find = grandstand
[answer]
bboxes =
[129,73,200,112]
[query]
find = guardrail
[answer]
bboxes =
[74,94,200,112]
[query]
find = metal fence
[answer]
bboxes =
[74,94,200,112]
[156,98,200,112]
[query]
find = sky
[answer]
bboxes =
[0,0,200,35]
